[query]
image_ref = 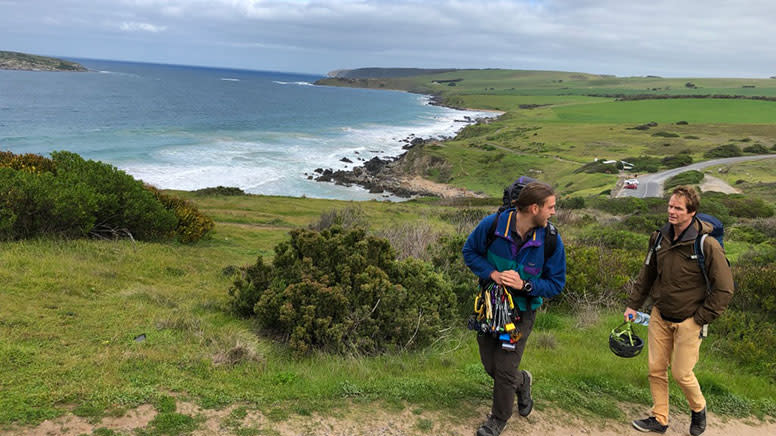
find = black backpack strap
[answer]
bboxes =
[485,211,501,251]
[544,222,558,261]
[645,230,662,266]
[694,233,712,296]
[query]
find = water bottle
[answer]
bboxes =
[629,311,651,326]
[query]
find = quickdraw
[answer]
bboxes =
[468,282,522,350]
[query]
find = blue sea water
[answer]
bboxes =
[0,59,494,200]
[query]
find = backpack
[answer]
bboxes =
[485,176,558,260]
[649,213,726,295]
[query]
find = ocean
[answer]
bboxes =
[0,59,494,200]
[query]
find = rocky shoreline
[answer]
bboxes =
[308,95,501,198]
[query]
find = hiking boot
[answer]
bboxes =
[632,416,668,433]
[690,407,706,436]
[516,369,533,417]
[476,414,506,436]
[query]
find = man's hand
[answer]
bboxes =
[623,307,638,322]
[490,270,524,290]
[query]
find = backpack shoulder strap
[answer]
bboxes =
[694,233,712,295]
[645,230,662,266]
[544,222,558,260]
[485,211,502,250]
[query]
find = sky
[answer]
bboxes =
[2,0,775,77]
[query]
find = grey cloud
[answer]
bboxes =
[2,0,775,76]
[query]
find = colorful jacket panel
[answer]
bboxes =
[462,209,566,310]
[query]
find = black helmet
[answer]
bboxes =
[609,321,644,358]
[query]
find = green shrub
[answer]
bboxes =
[704,192,774,219]
[621,156,661,173]
[704,144,742,158]
[574,161,618,174]
[0,151,179,241]
[588,197,647,215]
[428,233,478,317]
[229,227,456,355]
[711,310,776,378]
[558,243,642,309]
[558,196,586,210]
[664,170,704,190]
[51,151,177,240]
[651,131,680,138]
[620,214,664,234]
[661,153,693,169]
[0,151,57,174]
[742,144,770,154]
[193,186,246,196]
[730,264,776,315]
[575,228,648,251]
[148,186,214,243]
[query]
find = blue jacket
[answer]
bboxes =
[462,208,566,310]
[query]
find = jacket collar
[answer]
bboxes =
[659,216,711,244]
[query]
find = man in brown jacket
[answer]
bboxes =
[624,186,734,436]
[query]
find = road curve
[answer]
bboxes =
[617,154,776,198]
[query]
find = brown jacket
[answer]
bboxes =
[628,218,734,325]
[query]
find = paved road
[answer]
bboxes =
[617,154,776,198]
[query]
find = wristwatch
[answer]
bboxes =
[522,280,533,294]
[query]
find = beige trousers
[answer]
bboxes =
[647,306,706,425]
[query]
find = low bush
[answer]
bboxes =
[148,186,214,243]
[558,243,642,309]
[558,196,586,210]
[704,192,774,219]
[651,131,680,138]
[588,197,647,215]
[664,170,704,190]
[620,214,665,234]
[193,186,246,196]
[661,153,693,169]
[0,151,178,241]
[574,161,618,174]
[0,151,57,174]
[711,310,776,378]
[575,228,648,251]
[620,156,661,173]
[742,144,770,154]
[704,144,742,158]
[309,205,367,231]
[228,227,456,355]
[428,233,478,318]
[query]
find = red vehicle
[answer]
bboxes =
[624,178,639,189]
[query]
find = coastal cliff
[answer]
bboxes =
[0,50,87,72]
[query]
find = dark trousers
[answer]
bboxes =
[477,309,536,422]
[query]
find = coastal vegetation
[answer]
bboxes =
[3,67,776,434]
[0,151,212,242]
[0,50,87,72]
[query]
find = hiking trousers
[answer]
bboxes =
[647,306,706,425]
[477,309,536,422]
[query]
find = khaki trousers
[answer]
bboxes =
[647,306,706,425]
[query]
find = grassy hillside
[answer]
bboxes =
[3,192,776,434]
[318,69,776,198]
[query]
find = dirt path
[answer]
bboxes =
[6,401,776,436]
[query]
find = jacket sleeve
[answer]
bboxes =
[462,213,498,281]
[627,231,659,310]
[529,232,566,298]
[693,237,735,325]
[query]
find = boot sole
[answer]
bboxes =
[518,370,533,417]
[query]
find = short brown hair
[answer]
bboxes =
[671,185,700,213]
[515,182,555,211]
